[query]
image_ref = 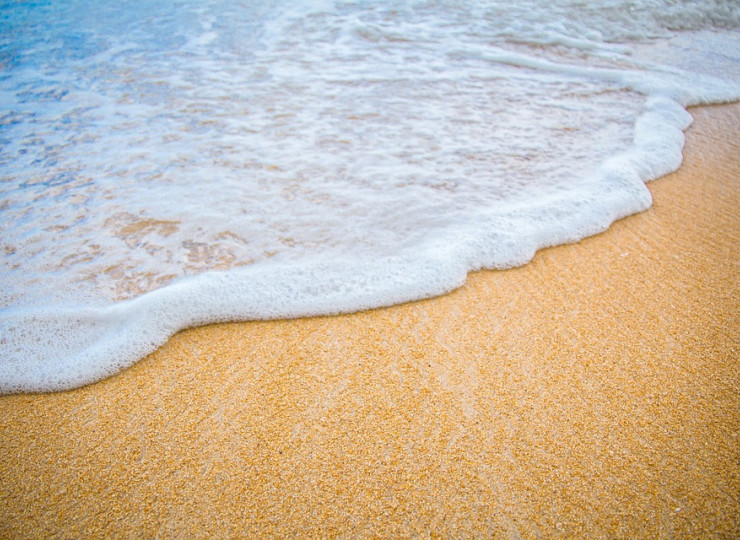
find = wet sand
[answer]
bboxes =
[1,103,738,538]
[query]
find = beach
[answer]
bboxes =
[0,102,738,536]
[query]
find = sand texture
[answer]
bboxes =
[1,104,739,538]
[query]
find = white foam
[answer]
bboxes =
[1,0,739,392]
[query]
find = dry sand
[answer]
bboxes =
[1,103,738,538]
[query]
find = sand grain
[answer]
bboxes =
[1,104,738,538]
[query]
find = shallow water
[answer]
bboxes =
[1,0,739,392]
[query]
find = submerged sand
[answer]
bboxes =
[1,104,738,537]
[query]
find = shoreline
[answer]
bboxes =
[1,103,738,537]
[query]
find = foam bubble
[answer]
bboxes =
[1,0,739,392]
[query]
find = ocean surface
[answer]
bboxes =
[1,0,739,392]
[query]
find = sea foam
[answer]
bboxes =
[1,0,739,392]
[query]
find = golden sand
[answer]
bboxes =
[1,104,738,538]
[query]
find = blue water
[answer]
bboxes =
[1,0,739,392]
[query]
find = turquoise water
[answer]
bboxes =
[1,0,739,392]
